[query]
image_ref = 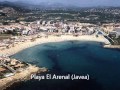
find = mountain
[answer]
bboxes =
[0,1,31,12]
[0,1,120,11]
[0,1,80,10]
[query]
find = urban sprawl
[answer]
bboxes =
[0,5,120,89]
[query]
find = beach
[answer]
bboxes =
[0,35,110,56]
[0,35,110,90]
[8,36,120,90]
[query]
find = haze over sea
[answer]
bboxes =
[10,41,120,90]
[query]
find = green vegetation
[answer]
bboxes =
[1,8,120,24]
[2,29,20,36]
[112,36,120,45]
[2,22,9,25]
[108,34,120,45]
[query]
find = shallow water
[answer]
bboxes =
[10,41,120,90]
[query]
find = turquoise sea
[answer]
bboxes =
[9,41,120,90]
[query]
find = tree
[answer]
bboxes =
[2,22,9,25]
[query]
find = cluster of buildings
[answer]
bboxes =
[0,36,36,50]
[0,55,28,79]
[32,20,96,35]
[101,23,120,38]
[0,23,36,35]
[1,20,120,47]
[1,18,120,79]
[0,20,96,35]
[0,20,98,50]
[0,7,16,14]
[83,8,120,15]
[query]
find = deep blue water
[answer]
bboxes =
[9,41,120,90]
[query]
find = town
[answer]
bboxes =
[1,2,120,79]
[0,1,120,90]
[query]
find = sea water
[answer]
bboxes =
[9,41,120,90]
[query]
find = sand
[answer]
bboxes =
[0,35,110,90]
[0,35,110,56]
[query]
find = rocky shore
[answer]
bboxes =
[0,65,47,90]
[104,45,120,49]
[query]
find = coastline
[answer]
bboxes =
[0,35,110,90]
[0,35,110,57]
[0,64,47,90]
[104,45,120,49]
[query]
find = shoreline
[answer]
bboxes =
[0,35,111,90]
[104,45,120,49]
[0,64,47,90]
[0,35,110,57]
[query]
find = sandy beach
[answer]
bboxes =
[0,35,110,56]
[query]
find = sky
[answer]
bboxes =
[1,0,120,7]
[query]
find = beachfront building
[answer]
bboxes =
[102,24,114,34]
[87,27,95,35]
[0,28,4,33]
[101,23,120,34]
[109,28,120,38]
[68,26,75,34]
[22,30,32,35]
